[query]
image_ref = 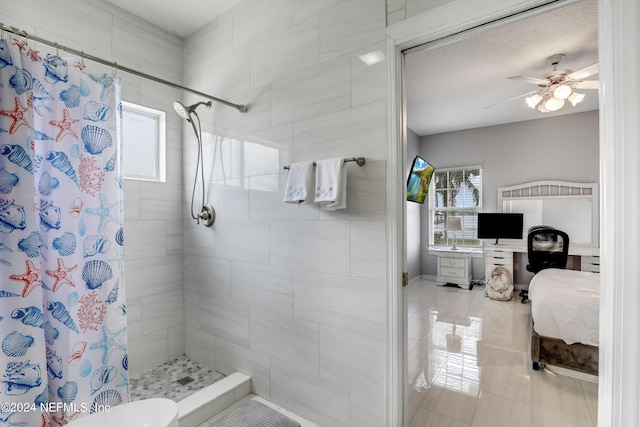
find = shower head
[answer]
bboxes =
[173,100,212,121]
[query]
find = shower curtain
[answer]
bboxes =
[0,36,128,426]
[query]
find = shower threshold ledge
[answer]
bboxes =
[177,372,251,427]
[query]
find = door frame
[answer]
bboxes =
[384,0,640,425]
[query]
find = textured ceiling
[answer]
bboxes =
[405,0,599,136]
[103,0,242,37]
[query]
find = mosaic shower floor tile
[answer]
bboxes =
[129,355,225,402]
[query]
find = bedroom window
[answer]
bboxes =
[429,166,482,248]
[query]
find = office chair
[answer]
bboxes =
[519,225,570,303]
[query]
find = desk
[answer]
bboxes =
[485,244,600,290]
[430,244,600,291]
[484,243,600,257]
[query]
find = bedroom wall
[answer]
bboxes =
[417,110,600,279]
[406,128,422,281]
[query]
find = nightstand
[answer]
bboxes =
[436,250,472,289]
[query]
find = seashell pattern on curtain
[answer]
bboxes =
[0,36,128,426]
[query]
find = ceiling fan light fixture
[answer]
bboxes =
[544,95,565,112]
[553,84,572,100]
[526,94,543,109]
[568,91,586,106]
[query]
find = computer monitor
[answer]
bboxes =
[477,212,523,244]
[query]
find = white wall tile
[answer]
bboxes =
[184,326,217,368]
[318,160,386,221]
[123,220,167,260]
[293,101,387,162]
[142,289,184,335]
[213,219,271,265]
[406,0,455,19]
[180,1,391,424]
[294,0,344,24]
[250,308,320,374]
[294,271,387,339]
[184,255,231,298]
[214,337,272,397]
[251,17,320,89]
[319,0,387,63]
[123,255,183,300]
[350,387,386,427]
[214,85,272,138]
[271,220,351,275]
[166,219,183,256]
[168,324,185,360]
[352,42,388,107]
[249,173,320,221]
[128,330,169,375]
[184,290,201,329]
[200,294,250,346]
[241,125,294,176]
[351,220,387,279]
[320,325,386,390]
[123,180,141,220]
[206,178,250,220]
[271,56,351,126]
[386,0,407,26]
[111,19,182,81]
[127,302,143,339]
[139,183,183,220]
[232,262,294,316]
[271,359,351,427]
[231,0,295,53]
[183,219,215,256]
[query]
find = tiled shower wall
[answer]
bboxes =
[386,0,457,25]
[182,1,389,426]
[2,0,186,375]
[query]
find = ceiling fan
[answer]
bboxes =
[489,54,599,112]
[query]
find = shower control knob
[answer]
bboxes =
[199,205,216,227]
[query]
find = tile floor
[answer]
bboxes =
[406,279,598,427]
[129,355,225,402]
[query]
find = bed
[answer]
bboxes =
[527,268,600,375]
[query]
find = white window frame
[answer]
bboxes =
[429,165,482,248]
[122,101,166,182]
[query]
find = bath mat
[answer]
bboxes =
[211,400,300,427]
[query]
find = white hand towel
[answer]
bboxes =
[315,158,347,210]
[283,161,315,205]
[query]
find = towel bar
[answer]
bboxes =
[283,157,366,170]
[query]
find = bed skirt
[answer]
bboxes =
[531,329,599,375]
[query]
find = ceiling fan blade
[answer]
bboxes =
[483,89,542,110]
[569,63,599,80]
[508,75,548,85]
[574,80,599,90]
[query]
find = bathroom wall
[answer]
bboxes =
[386,0,456,25]
[182,0,389,425]
[1,0,186,375]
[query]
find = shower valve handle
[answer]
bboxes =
[198,205,216,227]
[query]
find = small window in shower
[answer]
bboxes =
[122,101,167,182]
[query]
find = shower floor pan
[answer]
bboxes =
[129,356,251,427]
